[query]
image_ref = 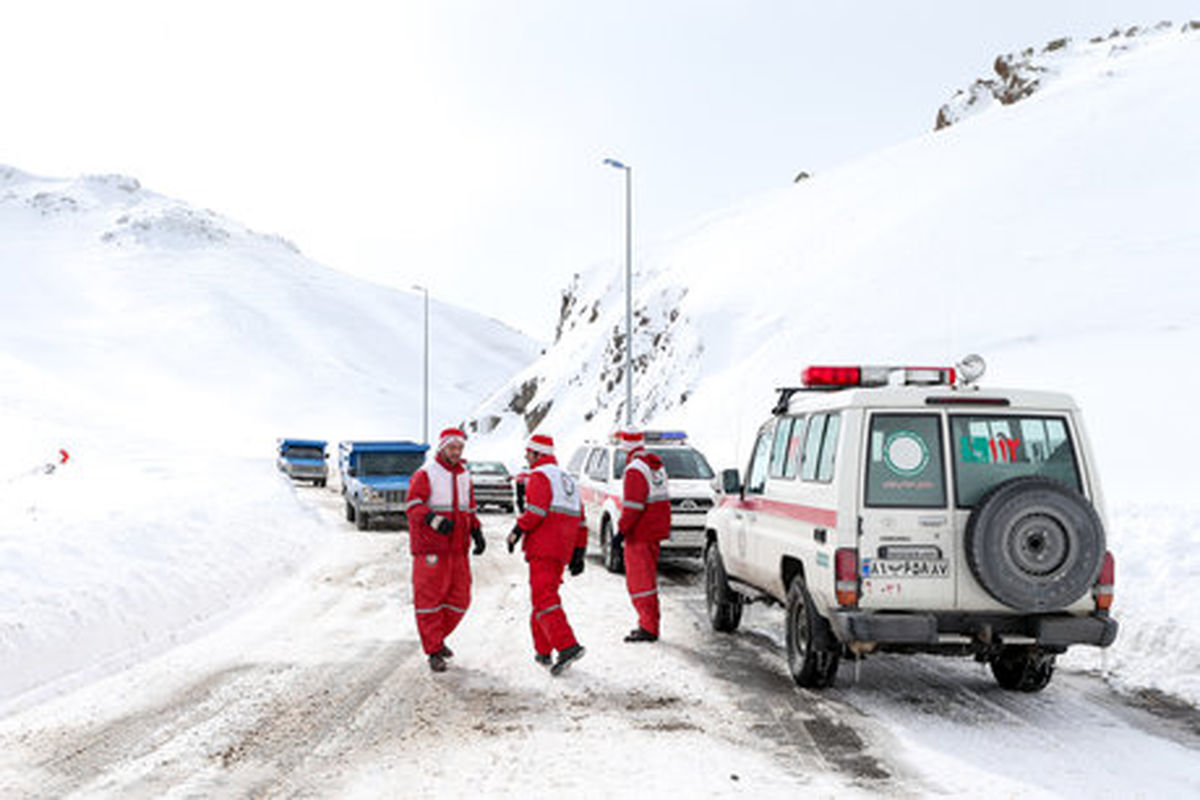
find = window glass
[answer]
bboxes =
[816,413,841,482]
[769,417,796,479]
[951,415,1081,507]
[566,447,587,476]
[590,449,610,482]
[284,446,324,460]
[783,416,807,479]
[613,449,625,481]
[359,452,426,476]
[865,414,946,508]
[745,420,775,495]
[652,447,714,479]
[801,414,828,481]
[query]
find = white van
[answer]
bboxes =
[567,432,716,572]
[704,359,1117,691]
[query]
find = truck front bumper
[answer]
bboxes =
[830,610,1118,649]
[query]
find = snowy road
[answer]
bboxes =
[1,485,1197,798]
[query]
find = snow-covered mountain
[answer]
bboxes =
[469,22,1200,494]
[467,23,1200,701]
[0,168,539,708]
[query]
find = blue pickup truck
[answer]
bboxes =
[338,440,429,530]
[276,439,329,486]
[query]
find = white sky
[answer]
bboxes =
[5,1,1197,339]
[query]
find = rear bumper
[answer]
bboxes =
[830,610,1119,649]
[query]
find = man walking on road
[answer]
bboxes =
[614,430,671,643]
[405,427,488,672]
[506,434,588,676]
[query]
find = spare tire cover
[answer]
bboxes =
[965,477,1105,612]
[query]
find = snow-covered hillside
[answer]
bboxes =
[468,24,1200,702]
[0,168,539,708]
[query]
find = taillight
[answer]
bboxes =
[835,548,859,607]
[1093,551,1114,611]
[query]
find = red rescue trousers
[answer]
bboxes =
[624,538,661,636]
[528,556,579,656]
[412,551,471,655]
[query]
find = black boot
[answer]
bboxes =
[534,653,552,667]
[436,645,454,659]
[428,652,448,672]
[624,627,658,643]
[550,644,586,676]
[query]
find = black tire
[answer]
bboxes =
[785,576,840,689]
[966,477,1105,612]
[704,541,743,633]
[991,646,1056,692]
[345,500,356,523]
[356,510,369,531]
[601,518,625,574]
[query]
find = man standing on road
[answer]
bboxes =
[614,430,671,643]
[506,434,588,676]
[405,427,488,672]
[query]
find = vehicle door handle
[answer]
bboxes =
[813,527,827,544]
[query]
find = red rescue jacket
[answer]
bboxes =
[405,454,480,556]
[514,455,588,562]
[618,451,671,542]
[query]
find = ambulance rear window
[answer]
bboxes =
[865,414,947,508]
[950,415,1082,507]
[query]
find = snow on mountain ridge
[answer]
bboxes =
[935,19,1198,130]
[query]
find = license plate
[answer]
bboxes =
[862,558,950,578]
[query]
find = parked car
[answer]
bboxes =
[568,431,716,572]
[338,440,428,530]
[276,439,328,486]
[468,460,515,512]
[703,358,1117,691]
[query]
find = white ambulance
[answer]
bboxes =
[567,431,716,572]
[703,357,1117,691]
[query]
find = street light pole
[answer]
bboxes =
[603,157,633,427]
[412,284,429,445]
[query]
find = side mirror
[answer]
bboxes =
[324,453,329,459]
[719,468,741,495]
[347,467,358,477]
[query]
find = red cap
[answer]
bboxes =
[438,427,467,451]
[526,434,555,456]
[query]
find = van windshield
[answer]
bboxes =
[950,415,1082,507]
[614,447,714,480]
[284,446,324,460]
[358,452,426,477]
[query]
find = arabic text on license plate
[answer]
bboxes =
[867,559,950,578]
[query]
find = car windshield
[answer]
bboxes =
[284,446,323,460]
[950,414,1082,507]
[614,447,714,480]
[469,461,509,476]
[358,451,425,476]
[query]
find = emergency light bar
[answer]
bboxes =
[608,430,689,444]
[801,365,956,389]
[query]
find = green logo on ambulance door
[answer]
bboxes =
[883,430,929,477]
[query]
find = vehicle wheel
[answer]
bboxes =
[601,518,625,574]
[345,500,356,523]
[356,511,369,531]
[991,646,1055,692]
[966,477,1105,612]
[704,541,743,633]
[785,575,840,689]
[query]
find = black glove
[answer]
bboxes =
[569,547,586,576]
[471,526,486,556]
[506,524,524,554]
[425,511,454,536]
[612,530,625,550]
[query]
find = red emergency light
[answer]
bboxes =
[801,365,956,389]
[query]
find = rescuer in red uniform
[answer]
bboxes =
[615,430,671,642]
[507,433,588,675]
[405,427,487,672]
